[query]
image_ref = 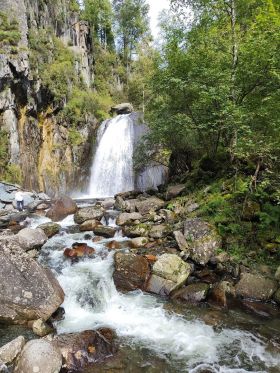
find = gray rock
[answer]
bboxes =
[186,203,200,213]
[135,197,165,215]
[74,206,104,224]
[101,198,115,209]
[38,192,50,201]
[173,231,189,253]
[0,211,28,228]
[130,237,149,248]
[184,218,221,265]
[149,224,169,239]
[175,283,210,303]
[235,273,278,301]
[0,238,64,324]
[14,339,62,373]
[165,184,185,200]
[152,254,191,290]
[0,336,25,364]
[15,227,48,250]
[122,223,151,238]
[146,275,175,296]
[116,212,142,226]
[111,103,134,114]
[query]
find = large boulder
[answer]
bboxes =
[74,206,104,224]
[15,227,48,250]
[149,224,170,239]
[46,196,77,222]
[51,329,117,372]
[135,197,165,215]
[79,219,102,231]
[111,103,134,114]
[152,254,191,290]
[184,218,221,265]
[113,252,150,292]
[235,273,278,301]
[0,336,25,365]
[116,212,142,226]
[165,184,185,200]
[0,238,64,324]
[14,339,62,373]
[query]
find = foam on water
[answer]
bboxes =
[40,240,280,372]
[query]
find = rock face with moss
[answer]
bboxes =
[0,0,96,195]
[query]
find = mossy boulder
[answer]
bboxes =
[38,222,60,238]
[122,223,151,238]
[184,218,222,265]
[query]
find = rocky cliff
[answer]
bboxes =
[0,0,96,196]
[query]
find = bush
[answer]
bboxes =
[0,12,21,51]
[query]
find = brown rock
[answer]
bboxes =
[113,252,150,292]
[52,329,117,372]
[174,283,209,303]
[116,212,142,226]
[93,225,116,238]
[235,273,278,301]
[64,243,95,258]
[165,184,185,200]
[46,196,77,222]
[209,281,235,308]
[80,219,102,231]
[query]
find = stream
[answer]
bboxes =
[30,209,280,373]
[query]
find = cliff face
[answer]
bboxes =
[0,0,96,196]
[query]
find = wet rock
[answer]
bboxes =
[113,252,150,292]
[116,212,142,226]
[152,254,191,290]
[46,196,77,222]
[114,195,126,211]
[52,329,117,371]
[0,211,28,228]
[93,225,116,238]
[14,227,48,250]
[165,184,185,200]
[92,236,103,243]
[174,283,209,303]
[146,275,175,296]
[79,219,102,231]
[184,218,221,265]
[14,339,62,373]
[173,230,189,253]
[101,198,115,209]
[241,300,280,318]
[111,102,134,114]
[74,206,104,224]
[106,241,121,250]
[135,197,165,215]
[149,224,170,239]
[122,223,151,238]
[130,237,149,248]
[32,318,54,337]
[0,237,64,324]
[235,273,278,301]
[208,281,235,308]
[38,222,60,238]
[64,242,95,258]
[0,336,25,365]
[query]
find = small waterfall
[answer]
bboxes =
[88,113,168,198]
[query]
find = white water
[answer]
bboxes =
[39,232,280,373]
[88,115,135,198]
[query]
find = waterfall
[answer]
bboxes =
[88,113,168,198]
[88,115,135,198]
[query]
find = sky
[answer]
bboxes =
[147,0,170,38]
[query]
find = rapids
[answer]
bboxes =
[37,212,280,373]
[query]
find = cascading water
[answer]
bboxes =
[38,219,280,373]
[89,115,135,198]
[88,113,168,198]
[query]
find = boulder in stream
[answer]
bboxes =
[235,273,278,301]
[46,196,77,222]
[113,252,150,292]
[51,329,117,372]
[74,206,104,224]
[173,283,210,303]
[15,227,48,250]
[38,222,60,238]
[79,219,102,231]
[0,238,64,324]
[93,225,117,238]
